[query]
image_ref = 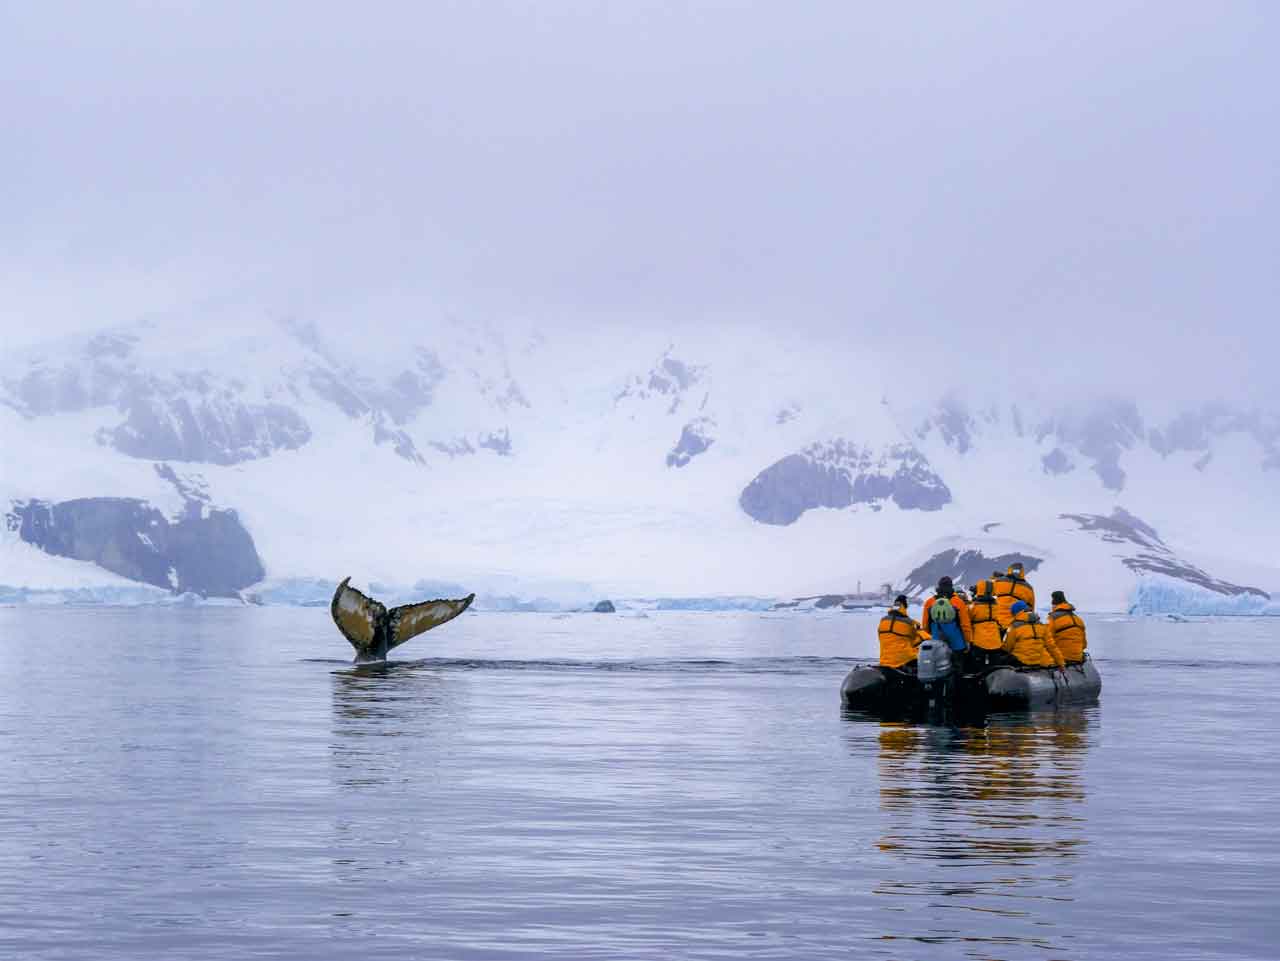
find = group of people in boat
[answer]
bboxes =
[878,562,1089,673]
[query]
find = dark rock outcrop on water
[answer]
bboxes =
[740,440,951,525]
[6,497,264,597]
[592,600,616,613]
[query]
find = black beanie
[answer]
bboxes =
[894,594,908,607]
[937,576,954,596]
[1051,590,1067,606]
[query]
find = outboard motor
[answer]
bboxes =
[916,639,954,705]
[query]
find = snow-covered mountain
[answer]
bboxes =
[3,316,1277,613]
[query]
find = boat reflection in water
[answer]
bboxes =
[855,709,1095,956]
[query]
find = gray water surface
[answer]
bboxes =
[0,608,1275,960]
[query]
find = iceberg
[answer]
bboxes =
[1127,577,1280,617]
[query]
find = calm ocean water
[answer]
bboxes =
[0,607,1276,960]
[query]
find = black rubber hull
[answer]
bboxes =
[841,659,1101,715]
[984,659,1101,709]
[841,665,925,713]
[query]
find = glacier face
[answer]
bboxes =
[1128,578,1280,616]
[2,317,1278,611]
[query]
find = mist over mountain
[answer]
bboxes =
[3,316,1276,612]
[2,3,1277,611]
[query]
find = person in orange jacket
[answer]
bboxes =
[992,562,1036,630]
[1046,590,1088,664]
[1002,600,1065,668]
[966,579,1012,669]
[921,576,973,652]
[878,594,929,670]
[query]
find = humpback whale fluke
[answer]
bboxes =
[330,576,475,663]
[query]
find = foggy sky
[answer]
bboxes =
[2,2,1277,399]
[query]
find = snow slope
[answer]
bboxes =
[2,315,1276,613]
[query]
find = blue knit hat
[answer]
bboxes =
[1010,600,1030,616]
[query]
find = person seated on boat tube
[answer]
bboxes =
[992,562,1036,630]
[1002,600,1065,669]
[966,579,1012,668]
[1046,590,1088,664]
[921,576,972,653]
[878,595,928,671]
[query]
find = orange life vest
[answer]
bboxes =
[1048,603,1087,663]
[1002,611,1063,668]
[968,596,1004,651]
[993,573,1036,629]
[878,608,923,669]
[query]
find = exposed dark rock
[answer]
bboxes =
[487,378,530,412]
[291,319,446,425]
[7,497,264,597]
[592,600,616,613]
[307,367,370,418]
[649,355,698,394]
[1059,508,1267,597]
[104,390,311,464]
[1059,506,1162,548]
[739,454,853,525]
[430,438,476,458]
[1038,398,1143,492]
[1041,447,1074,475]
[1148,404,1280,471]
[901,549,1044,597]
[154,463,211,505]
[4,339,314,466]
[739,440,951,525]
[372,416,425,464]
[615,349,706,411]
[932,397,974,454]
[428,430,512,459]
[1149,407,1215,456]
[6,360,119,416]
[380,357,446,425]
[667,418,715,468]
[479,429,512,456]
[281,318,335,363]
[307,348,445,461]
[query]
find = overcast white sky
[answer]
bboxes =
[2,1,1276,398]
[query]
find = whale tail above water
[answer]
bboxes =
[330,576,475,663]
